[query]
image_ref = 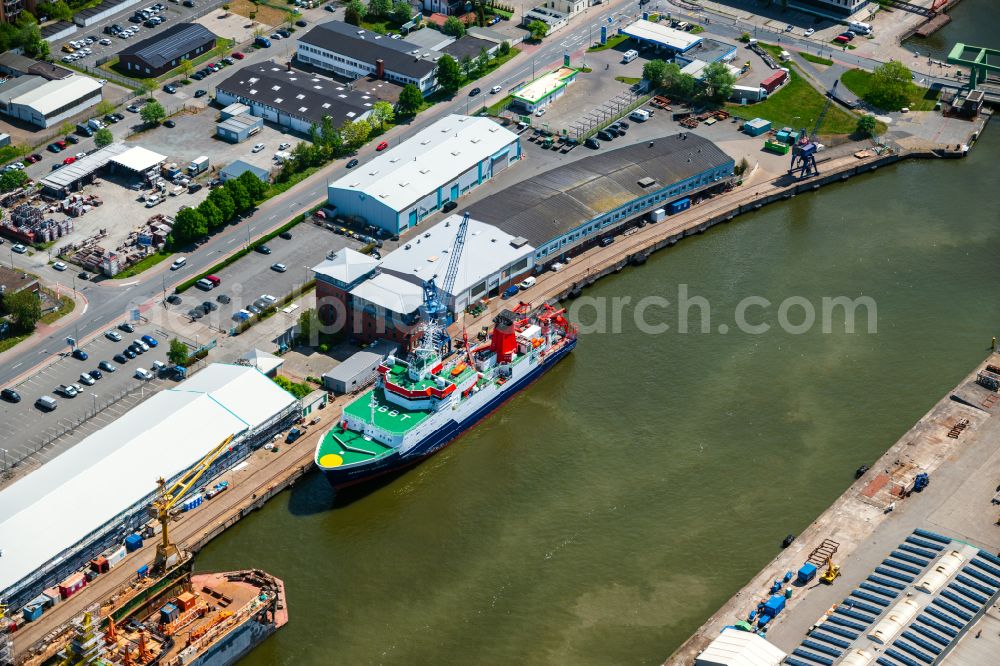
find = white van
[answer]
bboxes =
[848,21,872,35]
[170,256,186,270]
[36,395,58,411]
[518,276,536,290]
[629,109,650,122]
[622,49,638,63]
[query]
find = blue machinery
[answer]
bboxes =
[420,212,471,351]
[788,82,837,180]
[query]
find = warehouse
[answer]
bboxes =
[118,22,217,78]
[217,112,264,143]
[327,114,520,234]
[214,62,379,135]
[314,247,380,326]
[296,21,438,95]
[220,160,269,183]
[467,133,735,265]
[39,143,130,196]
[74,0,141,26]
[109,145,167,180]
[376,214,534,315]
[695,628,786,666]
[348,273,425,344]
[0,364,298,613]
[511,66,578,113]
[0,74,102,129]
[322,340,398,394]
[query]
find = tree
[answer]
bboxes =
[167,338,189,366]
[740,31,751,43]
[866,61,912,110]
[223,179,251,212]
[443,16,465,38]
[179,57,193,78]
[172,207,207,243]
[460,54,473,76]
[397,83,423,115]
[340,118,371,149]
[0,170,29,193]
[312,116,343,157]
[527,19,548,41]
[208,187,236,221]
[367,0,391,18]
[436,54,461,94]
[345,2,362,25]
[498,41,511,57]
[27,37,49,60]
[700,61,736,102]
[391,0,412,24]
[856,113,878,137]
[475,1,486,27]
[140,101,165,125]
[95,100,115,116]
[477,47,490,74]
[93,127,114,148]
[371,100,395,128]
[197,199,224,230]
[140,78,158,97]
[642,59,668,87]
[297,307,318,345]
[285,11,296,29]
[237,170,268,200]
[37,1,73,21]
[4,290,41,332]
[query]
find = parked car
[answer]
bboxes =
[79,373,96,386]
[113,353,128,364]
[279,231,292,240]
[346,158,359,168]
[252,143,265,153]
[535,108,546,117]
[123,347,136,359]
[141,334,158,347]
[194,89,207,98]
[71,348,88,361]
[255,244,272,254]
[501,285,519,299]
[804,28,815,36]
[232,51,245,59]
[134,339,149,351]
[271,263,287,273]
[58,384,79,398]
[375,141,389,151]
[119,322,135,332]
[105,330,122,341]
[518,276,536,290]
[585,137,601,149]
[163,119,176,128]
[63,156,77,165]
[12,243,26,254]
[127,104,141,113]
[53,261,67,271]
[163,84,177,93]
[286,427,302,443]
[442,201,458,213]
[135,368,153,380]
[1,388,21,403]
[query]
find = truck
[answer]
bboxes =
[187,155,209,175]
[144,194,163,207]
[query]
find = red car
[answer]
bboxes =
[56,140,68,149]
[63,156,76,165]
[375,141,388,151]
[833,35,849,44]
[233,52,245,59]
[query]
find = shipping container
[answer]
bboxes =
[23,605,44,622]
[105,544,127,568]
[43,587,61,606]
[125,534,143,552]
[743,118,771,136]
[667,197,691,215]
[762,594,786,617]
[760,70,787,94]
[731,85,765,104]
[649,208,666,223]
[764,139,790,155]
[91,556,110,574]
[176,591,196,612]
[58,573,87,599]
[160,603,179,624]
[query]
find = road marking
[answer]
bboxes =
[82,303,88,314]
[11,362,22,369]
[119,280,139,286]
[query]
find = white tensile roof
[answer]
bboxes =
[350,272,424,315]
[328,114,518,213]
[696,628,786,666]
[621,19,702,51]
[0,364,296,596]
[377,215,533,298]
[110,145,167,173]
[312,248,380,285]
[10,75,102,115]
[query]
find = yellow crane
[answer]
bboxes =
[820,556,841,584]
[149,435,235,572]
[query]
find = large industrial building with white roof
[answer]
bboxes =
[326,114,521,235]
[0,74,102,128]
[314,215,534,344]
[0,364,299,612]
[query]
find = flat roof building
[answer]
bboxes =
[314,247,380,328]
[296,21,439,95]
[0,364,298,612]
[0,74,102,128]
[118,22,217,78]
[511,66,578,112]
[214,61,382,134]
[468,133,735,264]
[327,114,521,235]
[621,19,703,54]
[322,339,398,394]
[39,142,131,196]
[220,160,269,183]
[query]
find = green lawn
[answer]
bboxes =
[40,293,75,325]
[0,145,22,163]
[109,38,232,84]
[690,25,705,34]
[757,42,783,59]
[798,52,833,66]
[0,332,30,354]
[588,34,628,52]
[615,76,641,85]
[112,251,171,279]
[727,66,859,136]
[840,68,940,111]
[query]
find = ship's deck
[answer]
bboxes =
[317,425,396,468]
[343,386,431,433]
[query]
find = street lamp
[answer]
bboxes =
[0,448,7,472]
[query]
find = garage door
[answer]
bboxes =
[491,154,507,175]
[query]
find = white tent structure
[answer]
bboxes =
[696,628,786,666]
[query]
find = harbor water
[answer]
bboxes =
[195,96,1000,666]
[904,0,998,58]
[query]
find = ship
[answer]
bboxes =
[51,569,287,666]
[315,301,577,487]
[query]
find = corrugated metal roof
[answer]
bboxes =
[10,75,102,115]
[299,21,437,79]
[119,22,216,69]
[695,628,786,666]
[621,19,702,51]
[467,134,733,246]
[40,143,130,190]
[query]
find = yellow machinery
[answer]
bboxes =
[149,435,234,572]
[820,556,841,584]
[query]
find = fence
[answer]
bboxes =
[567,81,652,140]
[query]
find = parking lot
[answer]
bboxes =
[0,320,174,468]
[162,220,364,332]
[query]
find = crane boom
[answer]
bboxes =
[440,212,469,302]
[150,434,235,571]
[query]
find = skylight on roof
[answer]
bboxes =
[275,98,283,103]
[272,85,281,91]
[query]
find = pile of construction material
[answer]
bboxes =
[1,203,74,244]
[58,193,103,218]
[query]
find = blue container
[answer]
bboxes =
[668,197,691,214]
[743,118,772,136]
[160,603,179,624]
[124,534,143,552]
[758,613,771,628]
[137,564,150,578]
[23,604,44,622]
[798,562,818,584]
[762,594,786,617]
